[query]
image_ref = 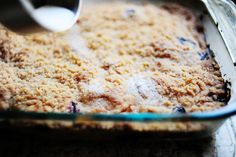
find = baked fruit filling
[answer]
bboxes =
[0,3,228,114]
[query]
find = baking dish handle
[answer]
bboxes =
[203,0,236,67]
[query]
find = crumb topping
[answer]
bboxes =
[0,3,226,113]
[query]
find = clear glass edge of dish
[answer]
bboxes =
[0,107,235,122]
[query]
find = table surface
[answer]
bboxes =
[0,117,236,157]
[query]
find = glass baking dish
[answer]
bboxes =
[0,0,236,138]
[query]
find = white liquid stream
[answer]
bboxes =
[33,6,75,31]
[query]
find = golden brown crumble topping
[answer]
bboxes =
[0,3,226,113]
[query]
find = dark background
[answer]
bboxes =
[0,126,215,157]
